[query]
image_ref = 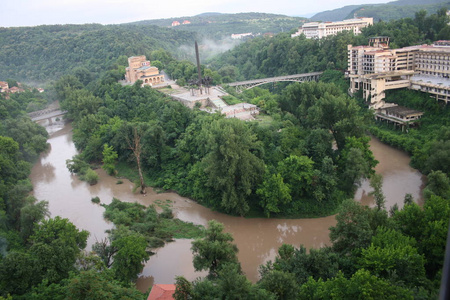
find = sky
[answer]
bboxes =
[1,0,393,27]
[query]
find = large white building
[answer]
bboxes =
[348,37,450,108]
[292,17,373,39]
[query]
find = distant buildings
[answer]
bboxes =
[171,20,190,26]
[0,81,8,92]
[292,17,373,39]
[231,32,253,39]
[125,56,164,86]
[0,81,26,94]
[348,37,450,108]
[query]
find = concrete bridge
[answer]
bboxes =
[226,72,323,92]
[28,108,67,122]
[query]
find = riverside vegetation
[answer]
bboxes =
[0,8,449,299]
[0,90,206,299]
[55,72,376,218]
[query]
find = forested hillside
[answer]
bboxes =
[311,0,450,21]
[209,9,450,81]
[0,24,196,83]
[1,6,450,299]
[128,12,305,40]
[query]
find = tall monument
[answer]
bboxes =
[195,41,203,94]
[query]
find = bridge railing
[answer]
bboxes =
[226,72,323,91]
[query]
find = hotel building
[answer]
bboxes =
[348,37,450,108]
[292,18,373,39]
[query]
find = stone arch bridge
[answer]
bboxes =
[226,72,323,92]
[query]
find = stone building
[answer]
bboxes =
[348,37,450,108]
[292,18,373,39]
[125,56,164,86]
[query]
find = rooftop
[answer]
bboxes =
[383,105,423,118]
[147,284,175,300]
[411,74,450,88]
[137,65,158,71]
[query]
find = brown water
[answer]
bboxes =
[30,120,424,293]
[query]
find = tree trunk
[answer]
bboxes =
[126,125,147,194]
[136,157,146,194]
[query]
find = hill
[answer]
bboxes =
[127,12,306,40]
[311,0,450,21]
[0,24,196,83]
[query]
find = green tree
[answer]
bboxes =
[329,199,390,255]
[65,270,144,300]
[101,144,118,176]
[257,172,291,217]
[0,251,39,296]
[79,168,99,185]
[30,217,89,284]
[120,122,150,194]
[277,155,314,200]
[359,227,426,287]
[174,276,192,300]
[202,118,264,216]
[299,269,414,299]
[258,269,299,300]
[111,230,150,284]
[19,197,49,242]
[423,170,450,200]
[394,195,450,279]
[369,173,386,210]
[191,220,238,278]
[72,67,93,86]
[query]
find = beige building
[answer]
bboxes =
[125,56,164,86]
[0,81,8,92]
[292,18,373,39]
[348,37,450,108]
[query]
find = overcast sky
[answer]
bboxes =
[1,0,392,27]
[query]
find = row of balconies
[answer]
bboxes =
[416,54,450,60]
[416,66,450,72]
[416,59,450,64]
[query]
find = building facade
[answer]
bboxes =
[0,81,8,92]
[348,38,450,108]
[292,18,373,39]
[125,56,164,86]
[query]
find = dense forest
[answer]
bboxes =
[0,23,197,83]
[53,69,375,218]
[1,7,450,300]
[311,0,450,22]
[129,12,305,40]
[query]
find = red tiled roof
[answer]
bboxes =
[147,284,176,300]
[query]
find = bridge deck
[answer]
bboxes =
[30,110,67,121]
[228,72,323,87]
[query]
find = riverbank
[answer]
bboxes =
[31,119,424,292]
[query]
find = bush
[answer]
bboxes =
[66,155,90,174]
[91,196,100,204]
[80,168,99,185]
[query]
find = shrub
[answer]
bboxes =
[80,168,99,185]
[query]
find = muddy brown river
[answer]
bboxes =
[30,120,424,292]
